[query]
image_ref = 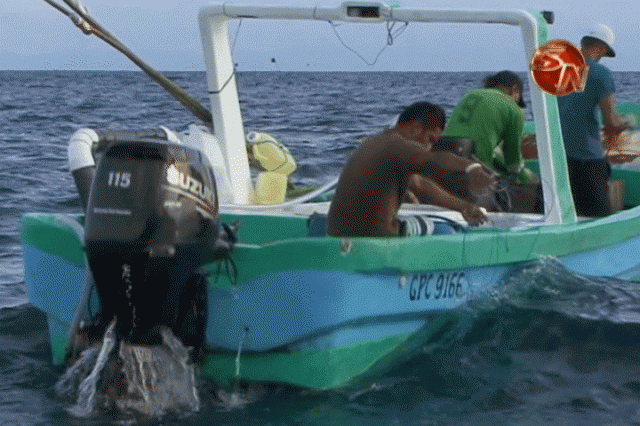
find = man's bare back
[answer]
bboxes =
[327,129,410,236]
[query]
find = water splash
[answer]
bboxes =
[213,383,283,412]
[116,326,200,416]
[55,320,200,418]
[68,318,117,417]
[54,340,100,400]
[215,388,254,410]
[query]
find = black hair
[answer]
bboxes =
[483,71,526,108]
[397,102,446,130]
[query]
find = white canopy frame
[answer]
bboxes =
[198,2,576,225]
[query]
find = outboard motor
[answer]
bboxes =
[83,138,231,349]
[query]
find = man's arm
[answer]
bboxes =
[600,94,634,135]
[393,139,496,198]
[406,175,488,225]
[418,149,496,196]
[396,140,483,175]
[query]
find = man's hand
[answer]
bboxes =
[601,95,635,136]
[404,189,421,204]
[461,204,489,226]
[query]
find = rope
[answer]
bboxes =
[329,19,408,66]
[208,72,236,95]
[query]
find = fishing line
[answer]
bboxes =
[213,254,238,287]
[461,168,556,279]
[231,19,243,56]
[522,175,552,260]
[329,20,408,66]
[208,19,240,95]
[495,174,555,264]
[235,327,249,377]
[482,179,513,263]
[210,20,243,93]
[212,222,240,287]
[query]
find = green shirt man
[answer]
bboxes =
[442,72,537,184]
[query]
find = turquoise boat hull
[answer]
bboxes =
[22,187,640,389]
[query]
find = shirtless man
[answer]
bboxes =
[327,102,495,237]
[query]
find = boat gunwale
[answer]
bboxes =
[22,202,640,287]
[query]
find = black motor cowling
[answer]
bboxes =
[84,139,229,347]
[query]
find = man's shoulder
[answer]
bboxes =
[584,60,615,96]
[588,60,613,80]
[464,88,494,99]
[470,89,520,114]
[362,129,416,157]
[366,128,401,146]
[472,88,517,104]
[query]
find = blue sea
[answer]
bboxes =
[3,70,640,425]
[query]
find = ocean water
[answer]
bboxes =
[3,70,640,425]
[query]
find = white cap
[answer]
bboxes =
[582,23,615,57]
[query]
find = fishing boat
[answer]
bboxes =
[22,2,640,391]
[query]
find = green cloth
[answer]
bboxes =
[443,88,535,184]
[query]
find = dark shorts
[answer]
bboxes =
[566,158,611,217]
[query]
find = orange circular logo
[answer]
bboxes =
[529,40,589,96]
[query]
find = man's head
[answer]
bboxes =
[483,70,526,108]
[396,102,446,146]
[581,24,616,60]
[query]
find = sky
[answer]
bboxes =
[2,0,639,72]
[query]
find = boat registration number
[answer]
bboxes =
[408,272,466,301]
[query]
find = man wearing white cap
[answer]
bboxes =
[558,24,634,217]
